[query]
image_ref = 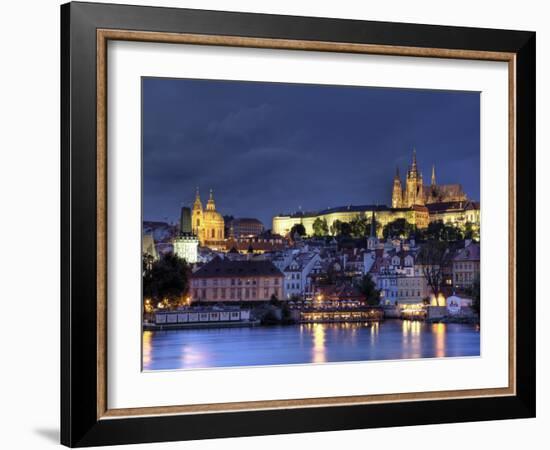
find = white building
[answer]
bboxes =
[283,251,320,299]
[173,234,199,264]
[375,250,429,306]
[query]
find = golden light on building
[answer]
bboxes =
[192,188,225,247]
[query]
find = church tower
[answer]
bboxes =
[367,210,379,249]
[404,148,425,207]
[431,164,436,186]
[391,166,403,208]
[191,188,203,240]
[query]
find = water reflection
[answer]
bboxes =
[401,320,422,359]
[432,323,446,358]
[312,323,326,363]
[142,320,480,371]
[142,330,152,367]
[370,321,379,347]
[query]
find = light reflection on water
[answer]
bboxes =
[312,323,326,363]
[142,319,480,371]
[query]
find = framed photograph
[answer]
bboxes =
[61,1,535,447]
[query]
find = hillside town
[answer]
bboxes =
[143,151,480,328]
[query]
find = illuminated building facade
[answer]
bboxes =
[173,206,199,263]
[392,149,468,208]
[427,201,480,238]
[190,257,284,302]
[272,205,429,238]
[191,188,225,247]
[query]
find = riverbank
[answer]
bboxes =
[144,319,261,331]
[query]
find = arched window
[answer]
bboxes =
[211,229,215,238]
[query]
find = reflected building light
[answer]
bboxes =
[181,346,208,367]
[432,322,446,358]
[312,323,326,363]
[142,330,152,368]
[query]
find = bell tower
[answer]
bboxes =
[191,187,203,239]
[392,166,403,208]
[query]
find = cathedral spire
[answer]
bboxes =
[431,164,436,185]
[411,147,417,173]
[392,167,403,209]
[370,209,376,238]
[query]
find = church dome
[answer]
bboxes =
[203,209,224,224]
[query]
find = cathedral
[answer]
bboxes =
[392,149,468,208]
[191,188,225,246]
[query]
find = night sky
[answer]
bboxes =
[143,77,480,228]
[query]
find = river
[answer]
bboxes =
[142,320,480,371]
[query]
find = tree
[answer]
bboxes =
[330,219,342,236]
[416,241,451,299]
[423,221,464,242]
[423,221,445,241]
[290,223,306,238]
[382,218,414,239]
[143,253,155,298]
[144,252,190,309]
[356,274,381,306]
[441,224,464,242]
[312,217,329,237]
[463,221,478,240]
[269,293,280,305]
[339,222,352,237]
[349,214,369,238]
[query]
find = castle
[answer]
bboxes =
[272,149,478,237]
[392,149,467,208]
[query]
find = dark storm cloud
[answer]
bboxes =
[143,78,480,228]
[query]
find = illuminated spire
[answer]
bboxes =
[193,187,202,211]
[411,147,417,173]
[206,189,216,211]
[370,210,376,238]
[431,164,436,185]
